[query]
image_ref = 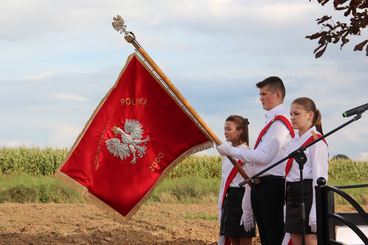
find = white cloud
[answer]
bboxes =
[0,0,319,42]
[260,3,314,24]
[21,72,54,80]
[52,93,88,102]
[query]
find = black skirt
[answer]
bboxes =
[220,187,256,238]
[285,179,315,234]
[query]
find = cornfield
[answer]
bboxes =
[0,147,68,176]
[0,147,367,183]
[0,147,367,204]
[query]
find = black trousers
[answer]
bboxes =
[251,176,285,245]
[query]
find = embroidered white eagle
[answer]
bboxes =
[105,119,150,164]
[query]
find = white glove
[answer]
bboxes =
[216,143,232,156]
[216,143,248,162]
[309,219,317,233]
[240,212,254,232]
[309,212,317,233]
[218,235,225,245]
[309,200,317,233]
[282,233,292,245]
[240,184,254,232]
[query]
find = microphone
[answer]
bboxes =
[342,103,368,117]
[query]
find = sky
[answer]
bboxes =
[0,0,367,160]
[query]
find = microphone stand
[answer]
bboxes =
[295,150,307,245]
[239,113,363,245]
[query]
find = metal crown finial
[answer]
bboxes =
[112,15,128,35]
[112,15,138,47]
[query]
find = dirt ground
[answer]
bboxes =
[0,203,262,245]
[0,203,364,245]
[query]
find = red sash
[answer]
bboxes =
[254,115,295,149]
[285,132,327,176]
[221,159,244,207]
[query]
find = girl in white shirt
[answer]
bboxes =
[218,115,255,245]
[285,97,328,245]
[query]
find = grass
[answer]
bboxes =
[328,179,368,206]
[149,176,219,204]
[0,174,361,207]
[0,174,84,203]
[182,211,217,221]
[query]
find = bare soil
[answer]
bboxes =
[0,203,262,245]
[0,203,364,245]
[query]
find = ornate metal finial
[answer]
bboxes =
[112,15,140,48]
[112,15,128,35]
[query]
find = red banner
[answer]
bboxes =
[59,54,212,217]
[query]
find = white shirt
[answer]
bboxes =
[217,143,249,209]
[284,126,329,225]
[285,126,329,183]
[228,104,293,177]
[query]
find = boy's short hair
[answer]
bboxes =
[256,76,285,100]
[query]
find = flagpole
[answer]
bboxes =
[112,15,252,186]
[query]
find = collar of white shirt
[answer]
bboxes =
[296,126,318,142]
[264,104,286,123]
